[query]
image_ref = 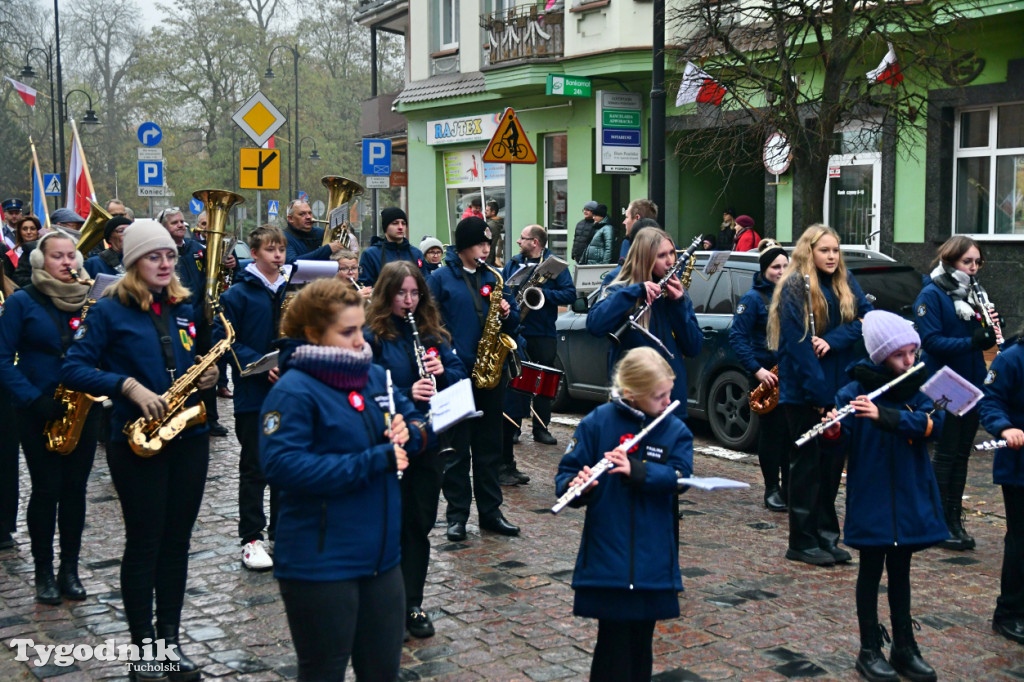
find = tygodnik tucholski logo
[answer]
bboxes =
[9,636,182,673]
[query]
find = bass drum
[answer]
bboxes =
[509,361,564,399]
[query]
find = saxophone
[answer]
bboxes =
[45,269,108,454]
[123,308,236,457]
[471,258,518,390]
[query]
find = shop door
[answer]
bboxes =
[824,153,881,251]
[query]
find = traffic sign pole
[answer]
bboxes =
[256,190,261,227]
[504,164,513,266]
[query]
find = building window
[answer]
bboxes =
[439,0,459,51]
[544,133,568,258]
[953,103,1024,236]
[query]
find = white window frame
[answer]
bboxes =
[543,133,569,259]
[438,0,460,51]
[952,102,1024,240]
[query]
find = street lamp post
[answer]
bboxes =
[63,89,101,127]
[53,0,66,180]
[266,44,300,202]
[20,47,58,175]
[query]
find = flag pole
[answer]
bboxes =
[28,137,52,231]
[69,118,97,202]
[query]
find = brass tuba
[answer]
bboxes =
[75,200,112,256]
[320,175,364,247]
[193,189,245,323]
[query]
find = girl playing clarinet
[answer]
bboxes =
[556,346,693,682]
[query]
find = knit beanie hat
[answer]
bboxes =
[380,207,407,228]
[592,203,608,219]
[420,236,443,254]
[759,246,787,277]
[104,215,133,242]
[583,201,598,211]
[455,216,491,252]
[122,219,177,270]
[863,309,920,364]
[736,215,755,229]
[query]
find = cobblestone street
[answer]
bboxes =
[0,400,1022,680]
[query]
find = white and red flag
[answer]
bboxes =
[4,76,37,108]
[676,62,727,107]
[66,121,96,219]
[867,43,903,87]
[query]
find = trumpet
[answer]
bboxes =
[749,365,779,414]
[975,439,1009,451]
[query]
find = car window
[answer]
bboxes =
[686,269,716,313]
[707,272,733,314]
[731,271,754,307]
[850,266,925,317]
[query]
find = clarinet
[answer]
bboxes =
[406,311,436,391]
[793,363,926,447]
[552,400,681,514]
[970,277,1003,352]
[975,439,1009,451]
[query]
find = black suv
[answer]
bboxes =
[553,249,925,451]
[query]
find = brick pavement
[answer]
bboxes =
[0,400,1022,680]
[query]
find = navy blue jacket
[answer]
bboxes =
[213,268,289,414]
[175,238,206,322]
[422,260,441,277]
[979,340,1024,486]
[729,272,778,375]
[61,293,208,441]
[502,250,577,339]
[358,236,425,287]
[776,270,872,407]
[83,249,124,278]
[913,281,987,388]
[426,254,520,370]
[259,341,427,582]
[827,362,947,548]
[284,225,332,264]
[555,400,692,592]
[0,288,82,405]
[585,282,702,408]
[364,315,467,411]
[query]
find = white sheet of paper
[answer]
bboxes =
[677,476,751,491]
[921,365,984,416]
[702,251,730,276]
[289,260,339,284]
[429,378,482,433]
[89,273,122,299]
[240,351,279,377]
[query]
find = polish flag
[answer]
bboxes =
[676,62,727,107]
[4,76,37,108]
[66,124,96,219]
[867,43,903,87]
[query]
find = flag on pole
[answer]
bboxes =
[66,120,96,219]
[4,76,37,108]
[867,43,903,87]
[676,62,727,107]
[29,138,52,232]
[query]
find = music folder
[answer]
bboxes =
[429,379,482,433]
[240,351,278,377]
[920,365,984,416]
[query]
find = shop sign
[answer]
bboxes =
[596,90,643,174]
[427,113,501,146]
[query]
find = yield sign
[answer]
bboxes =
[482,108,537,164]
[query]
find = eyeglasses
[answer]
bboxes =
[144,252,178,265]
[338,265,359,274]
[155,207,181,222]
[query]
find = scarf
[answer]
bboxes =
[929,264,975,321]
[30,268,90,312]
[288,342,373,392]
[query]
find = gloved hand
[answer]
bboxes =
[972,326,997,351]
[195,357,219,391]
[31,394,65,421]
[121,377,168,421]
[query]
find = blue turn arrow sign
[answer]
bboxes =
[137,122,162,147]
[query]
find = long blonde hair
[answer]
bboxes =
[107,263,191,312]
[766,224,856,350]
[610,227,674,287]
[612,347,675,402]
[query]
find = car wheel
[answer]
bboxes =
[551,355,570,413]
[707,370,758,452]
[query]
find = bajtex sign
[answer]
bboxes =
[426,113,500,146]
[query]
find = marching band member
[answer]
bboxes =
[331,249,372,299]
[214,225,290,572]
[283,199,342,263]
[358,207,425,287]
[978,332,1024,644]
[259,278,429,680]
[729,242,789,511]
[365,260,466,639]
[586,227,702,415]
[822,311,946,682]
[555,347,692,682]
[427,216,521,542]
[83,215,131,277]
[914,236,997,550]
[0,232,97,604]
[767,224,872,567]
[61,220,218,681]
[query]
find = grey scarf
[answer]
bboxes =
[30,268,90,312]
[929,264,976,321]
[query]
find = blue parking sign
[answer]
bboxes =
[362,139,391,176]
[138,161,164,187]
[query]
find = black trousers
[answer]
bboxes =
[235,412,277,544]
[18,408,97,565]
[278,565,404,682]
[996,484,1024,623]
[524,335,557,431]
[931,408,980,516]
[444,381,505,523]
[784,404,844,551]
[401,448,445,608]
[107,437,208,632]
[0,386,19,536]
[590,619,656,682]
[755,389,789,496]
[856,546,913,626]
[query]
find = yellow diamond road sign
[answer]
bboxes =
[232,91,286,147]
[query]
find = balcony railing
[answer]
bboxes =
[481,4,564,66]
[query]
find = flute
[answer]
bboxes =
[976,439,1009,451]
[552,400,680,514]
[793,363,926,447]
[385,369,403,480]
[804,274,816,338]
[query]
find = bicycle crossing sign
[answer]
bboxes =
[482,108,536,165]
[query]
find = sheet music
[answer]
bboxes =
[702,251,730,276]
[89,273,122,299]
[921,365,985,416]
[240,351,278,377]
[505,264,536,287]
[429,379,482,433]
[289,260,339,284]
[677,476,751,491]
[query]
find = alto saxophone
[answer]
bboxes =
[124,308,237,456]
[471,258,518,390]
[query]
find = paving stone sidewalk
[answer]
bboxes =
[0,404,1021,680]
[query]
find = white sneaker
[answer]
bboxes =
[242,540,273,571]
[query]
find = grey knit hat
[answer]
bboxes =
[122,219,177,269]
[863,309,920,364]
[420,236,443,254]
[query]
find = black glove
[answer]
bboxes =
[31,394,65,421]
[972,326,997,351]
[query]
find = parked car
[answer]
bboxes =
[553,249,925,451]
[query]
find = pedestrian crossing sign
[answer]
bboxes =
[43,174,62,196]
[482,108,537,165]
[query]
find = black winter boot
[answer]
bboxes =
[855,621,899,681]
[34,563,61,605]
[128,625,168,682]
[950,462,976,549]
[155,622,201,682]
[57,560,86,601]
[933,456,968,550]
[889,617,936,682]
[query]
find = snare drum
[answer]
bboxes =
[508,361,564,399]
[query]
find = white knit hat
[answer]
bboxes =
[122,219,177,269]
[863,310,920,364]
[420,236,443,253]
